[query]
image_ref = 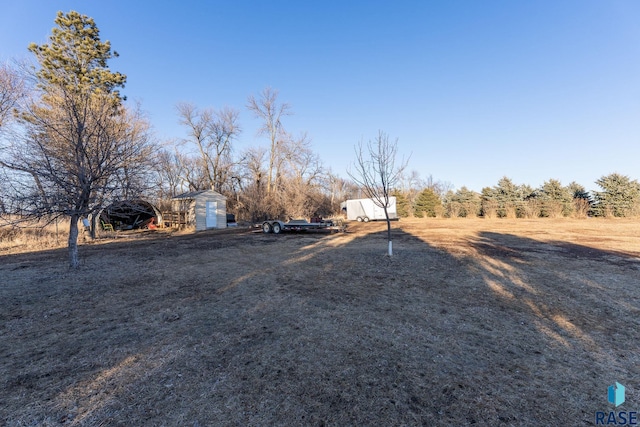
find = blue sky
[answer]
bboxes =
[2,1,639,193]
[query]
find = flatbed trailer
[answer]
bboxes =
[261,219,343,234]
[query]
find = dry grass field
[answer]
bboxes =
[2,218,640,426]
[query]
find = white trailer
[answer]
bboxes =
[340,197,398,222]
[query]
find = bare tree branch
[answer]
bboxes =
[177,103,241,193]
[348,130,409,256]
[247,87,291,195]
[0,12,154,268]
[0,62,26,129]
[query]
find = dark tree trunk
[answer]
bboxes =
[384,206,392,256]
[90,214,97,239]
[68,214,80,269]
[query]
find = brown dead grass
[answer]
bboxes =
[0,219,69,254]
[2,218,640,426]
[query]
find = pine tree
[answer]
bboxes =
[494,177,522,218]
[481,186,499,218]
[29,11,126,99]
[539,179,573,217]
[3,11,152,268]
[567,181,591,201]
[593,173,640,217]
[445,186,480,218]
[567,181,593,217]
[391,189,410,217]
[414,188,441,218]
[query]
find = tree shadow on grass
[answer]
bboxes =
[467,231,640,348]
[2,226,640,426]
[462,231,640,419]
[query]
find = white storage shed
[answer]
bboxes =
[171,190,227,231]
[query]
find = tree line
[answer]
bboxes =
[392,174,640,219]
[0,11,365,267]
[0,11,637,268]
[154,88,357,222]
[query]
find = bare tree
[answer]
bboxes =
[349,131,408,256]
[176,102,241,193]
[237,146,267,221]
[245,88,335,220]
[398,170,425,215]
[0,62,25,130]
[0,63,26,214]
[0,11,154,268]
[247,87,291,195]
[155,148,185,199]
[327,173,359,214]
[281,133,322,184]
[278,132,327,218]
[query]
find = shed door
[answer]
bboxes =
[206,201,217,228]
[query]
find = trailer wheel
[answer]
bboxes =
[363,216,370,223]
[262,222,273,233]
[356,216,363,222]
[272,222,282,234]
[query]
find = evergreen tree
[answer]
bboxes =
[494,177,522,218]
[539,179,573,217]
[521,191,541,218]
[414,188,441,218]
[29,11,126,98]
[442,190,458,218]
[567,181,593,217]
[480,186,499,218]
[445,186,480,218]
[2,11,152,268]
[391,189,410,217]
[567,181,591,201]
[593,173,640,217]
